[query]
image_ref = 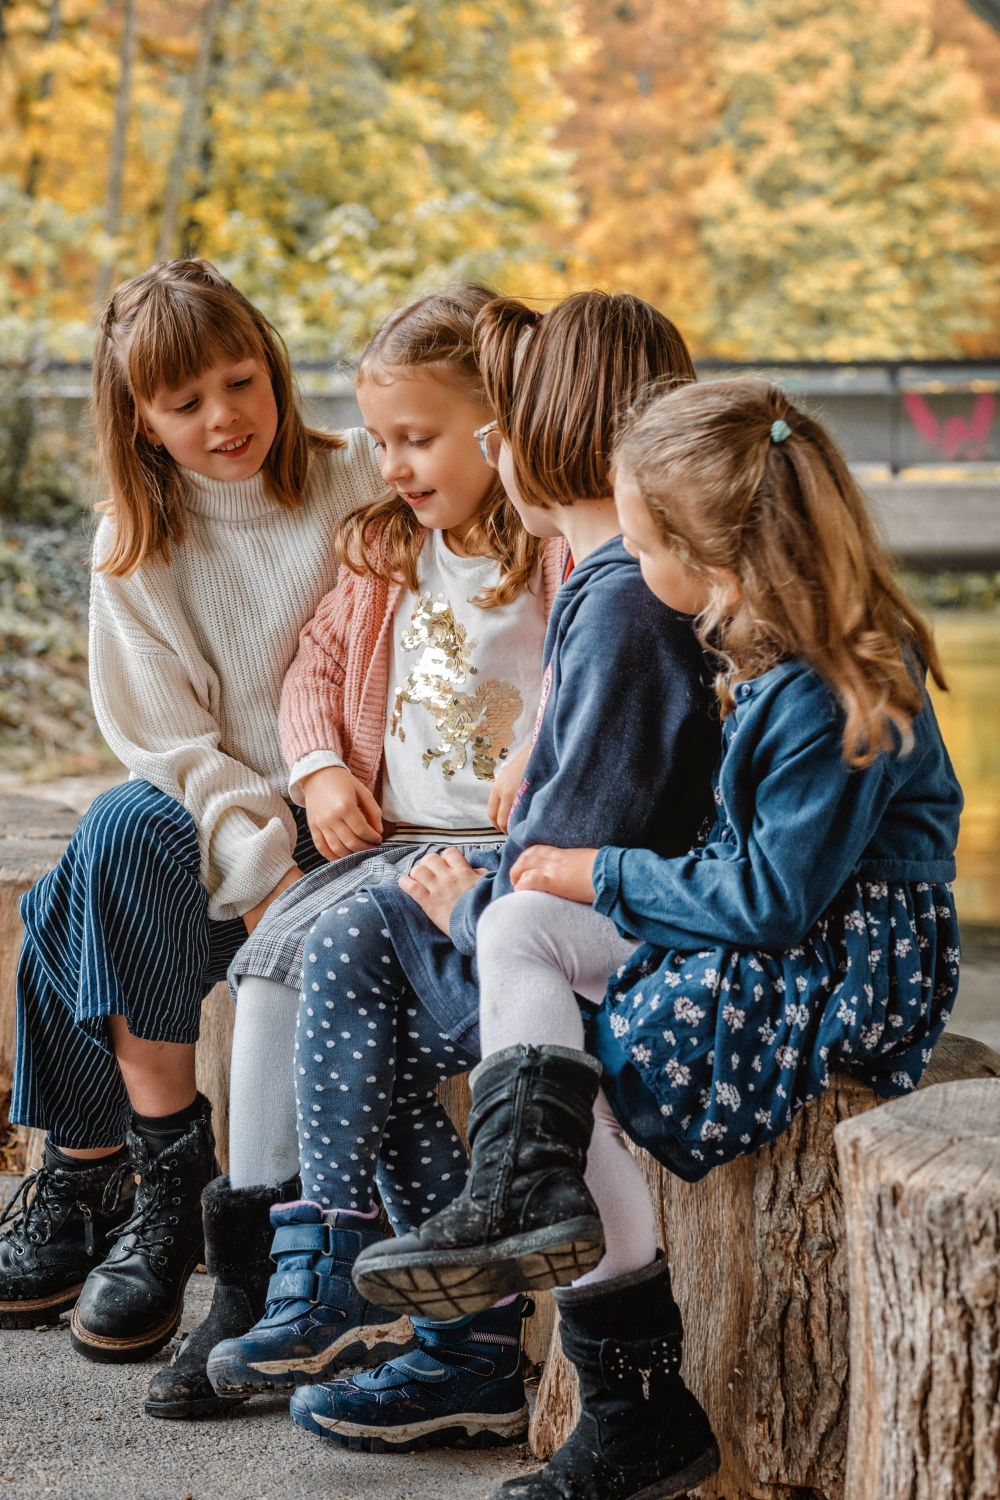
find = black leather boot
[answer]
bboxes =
[352,1045,605,1319]
[493,1255,720,1500]
[71,1093,218,1363]
[144,1173,300,1418]
[0,1142,134,1328]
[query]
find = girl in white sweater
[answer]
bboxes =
[0,262,386,1387]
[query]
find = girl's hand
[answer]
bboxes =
[510,846,598,904]
[303,766,383,862]
[400,847,488,935]
[488,745,531,833]
[244,864,305,935]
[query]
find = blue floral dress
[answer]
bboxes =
[589,658,963,1183]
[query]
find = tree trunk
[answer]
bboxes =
[835,1077,1000,1500]
[156,0,227,261]
[530,1034,1000,1500]
[93,0,138,304]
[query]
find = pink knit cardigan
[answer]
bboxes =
[280,535,568,797]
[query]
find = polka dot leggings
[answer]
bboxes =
[295,890,477,1233]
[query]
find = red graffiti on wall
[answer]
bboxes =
[904,392,996,460]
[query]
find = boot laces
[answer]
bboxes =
[107,1148,185,1267]
[0,1162,125,1254]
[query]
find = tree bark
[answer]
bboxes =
[93,0,138,305]
[835,1077,1000,1500]
[530,1035,1000,1500]
[156,0,227,262]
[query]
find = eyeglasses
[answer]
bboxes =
[475,420,501,471]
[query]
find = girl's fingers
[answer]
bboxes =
[440,846,473,871]
[340,802,382,845]
[355,783,384,835]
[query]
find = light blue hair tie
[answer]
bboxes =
[770,418,791,443]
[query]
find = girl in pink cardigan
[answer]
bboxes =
[203,284,564,1410]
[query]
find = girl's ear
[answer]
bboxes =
[136,410,164,450]
[713,567,742,609]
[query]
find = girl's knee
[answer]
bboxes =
[310,892,384,949]
[79,780,197,866]
[477,890,562,963]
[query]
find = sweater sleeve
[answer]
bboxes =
[279,564,357,774]
[88,550,298,924]
[593,684,899,952]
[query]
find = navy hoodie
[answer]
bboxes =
[371,536,719,1051]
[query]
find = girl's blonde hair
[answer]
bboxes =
[93,259,342,577]
[614,378,945,766]
[475,291,695,509]
[338,283,541,610]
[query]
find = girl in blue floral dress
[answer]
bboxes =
[360,377,963,1500]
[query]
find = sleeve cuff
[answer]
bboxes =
[288,750,348,806]
[592,845,625,919]
[207,806,297,922]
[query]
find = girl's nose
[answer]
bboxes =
[381,447,412,483]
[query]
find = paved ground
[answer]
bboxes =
[0,1274,535,1500]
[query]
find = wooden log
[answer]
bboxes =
[530,1033,1000,1500]
[196,982,236,1174]
[835,1078,1000,1500]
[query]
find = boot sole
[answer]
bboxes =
[0,1284,84,1329]
[352,1218,605,1318]
[207,1314,416,1397]
[629,1440,721,1500]
[144,1393,249,1420]
[291,1397,529,1453]
[70,1250,201,1364]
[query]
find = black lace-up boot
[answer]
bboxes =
[352,1045,605,1319]
[0,1142,134,1328]
[71,1093,218,1363]
[145,1173,300,1419]
[493,1256,719,1500]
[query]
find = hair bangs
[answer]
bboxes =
[124,285,268,408]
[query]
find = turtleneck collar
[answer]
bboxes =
[180,464,281,523]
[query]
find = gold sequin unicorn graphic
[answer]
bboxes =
[390,592,522,781]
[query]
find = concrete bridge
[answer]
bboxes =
[24,359,1000,571]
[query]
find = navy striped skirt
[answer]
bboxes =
[11,780,321,1148]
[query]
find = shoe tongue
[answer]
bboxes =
[269,1199,324,1228]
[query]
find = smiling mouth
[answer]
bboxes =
[213,434,252,456]
[401,489,435,504]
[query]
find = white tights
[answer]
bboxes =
[477,891,658,1285]
[228,977,301,1191]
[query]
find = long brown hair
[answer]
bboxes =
[475,291,695,509]
[614,378,945,766]
[338,283,541,610]
[93,259,342,577]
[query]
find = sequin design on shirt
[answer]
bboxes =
[389,591,523,781]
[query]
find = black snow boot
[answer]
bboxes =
[71,1093,219,1363]
[145,1173,300,1419]
[493,1255,720,1500]
[0,1142,135,1328]
[352,1045,605,1319]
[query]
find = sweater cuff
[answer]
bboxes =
[288,750,348,806]
[208,807,297,922]
[592,845,625,920]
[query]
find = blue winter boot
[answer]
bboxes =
[289,1295,531,1452]
[206,1202,415,1398]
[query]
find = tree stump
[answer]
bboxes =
[529,1033,1000,1500]
[835,1078,1000,1500]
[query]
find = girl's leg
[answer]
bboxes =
[478,892,656,1284]
[296,892,474,1223]
[229,977,301,1189]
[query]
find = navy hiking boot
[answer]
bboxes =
[289,1295,531,1452]
[206,1202,415,1398]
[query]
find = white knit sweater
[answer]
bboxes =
[88,431,387,922]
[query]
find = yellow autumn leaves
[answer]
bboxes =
[3,0,1000,360]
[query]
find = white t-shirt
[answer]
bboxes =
[381,530,548,834]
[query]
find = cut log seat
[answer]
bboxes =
[529,1033,1000,1500]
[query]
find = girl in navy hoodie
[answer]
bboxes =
[359,378,962,1500]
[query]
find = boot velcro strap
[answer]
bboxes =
[271,1224,328,1255]
[596,1336,681,1393]
[271,1223,366,1259]
[267,1267,352,1309]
